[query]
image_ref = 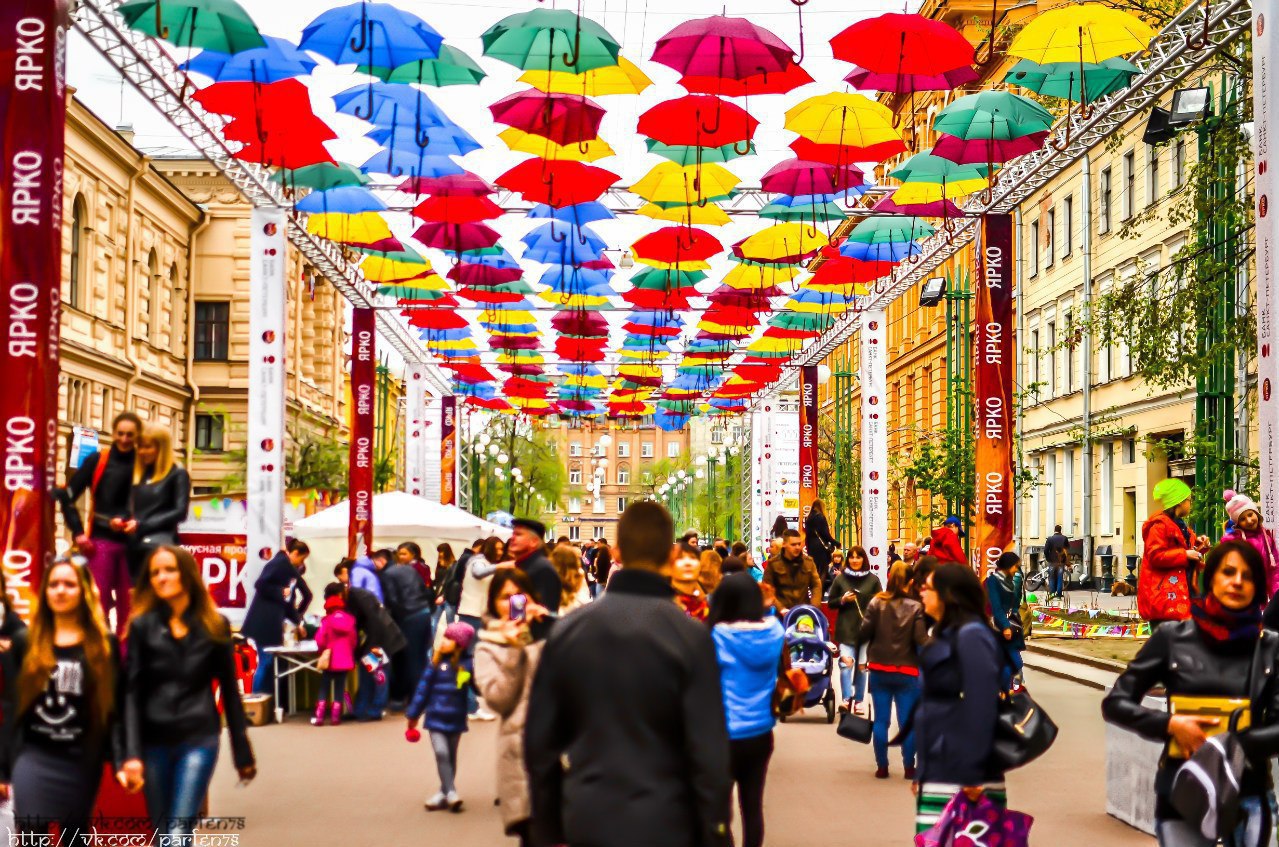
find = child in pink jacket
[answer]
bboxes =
[1223,489,1279,598]
[314,583,359,726]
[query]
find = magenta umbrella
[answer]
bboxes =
[551,312,609,335]
[760,158,865,196]
[488,90,606,146]
[652,15,795,80]
[932,131,1049,165]
[871,194,966,218]
[412,221,502,252]
[843,65,978,93]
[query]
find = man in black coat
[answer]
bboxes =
[375,548,434,709]
[525,501,733,847]
[508,517,561,642]
[343,576,407,722]
[241,539,311,696]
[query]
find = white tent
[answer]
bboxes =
[291,491,510,565]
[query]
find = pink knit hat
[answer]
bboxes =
[1224,489,1261,524]
[443,621,476,652]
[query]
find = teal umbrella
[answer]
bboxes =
[481,8,621,73]
[933,91,1055,140]
[381,46,488,86]
[1004,57,1140,104]
[846,216,936,244]
[270,162,370,191]
[759,200,846,223]
[645,139,754,166]
[117,0,265,52]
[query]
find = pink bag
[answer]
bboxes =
[916,792,1033,847]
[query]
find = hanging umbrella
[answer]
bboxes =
[499,129,615,162]
[365,123,481,157]
[889,152,992,203]
[295,186,387,214]
[413,221,502,252]
[384,45,487,86]
[1007,5,1156,65]
[646,139,753,166]
[271,162,370,190]
[631,161,740,205]
[652,15,795,79]
[830,13,974,80]
[181,36,316,83]
[839,239,924,262]
[842,64,978,93]
[737,223,829,263]
[932,131,1049,165]
[307,212,393,245]
[412,194,502,223]
[400,172,495,197]
[788,136,902,166]
[637,96,759,149]
[679,61,813,96]
[333,83,456,128]
[118,0,265,52]
[527,202,614,224]
[495,159,620,207]
[1003,57,1141,103]
[519,56,652,95]
[489,90,607,146]
[449,263,526,286]
[784,93,905,159]
[847,216,936,244]
[636,203,732,226]
[759,199,846,223]
[933,91,1054,140]
[359,150,463,179]
[481,8,622,73]
[300,2,443,67]
[871,194,966,218]
[760,159,864,196]
[631,228,723,264]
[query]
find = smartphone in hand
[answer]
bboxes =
[509,593,528,622]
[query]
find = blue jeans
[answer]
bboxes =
[142,736,220,839]
[838,644,866,703]
[459,613,482,714]
[400,608,433,706]
[869,670,920,769]
[251,647,275,696]
[353,659,390,720]
[1049,565,1065,596]
[1156,793,1274,846]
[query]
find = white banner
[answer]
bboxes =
[405,370,428,497]
[245,209,287,591]
[772,408,800,519]
[423,395,443,503]
[1255,4,1279,527]
[861,310,888,580]
[750,405,773,559]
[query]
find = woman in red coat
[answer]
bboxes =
[1138,479,1209,628]
[928,516,967,566]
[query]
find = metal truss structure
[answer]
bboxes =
[792,0,1252,370]
[738,431,753,549]
[73,0,453,394]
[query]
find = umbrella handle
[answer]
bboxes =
[790,0,807,63]
[551,225,568,243]
[972,0,1000,64]
[733,138,752,156]
[700,108,723,135]
[353,83,375,121]
[578,227,591,246]
[1186,0,1211,49]
[154,0,170,39]
[578,138,591,155]
[1051,110,1074,152]
[350,4,370,53]
[561,16,584,68]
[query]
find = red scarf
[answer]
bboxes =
[1190,591,1262,643]
[675,590,708,621]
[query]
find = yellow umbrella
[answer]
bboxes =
[538,291,611,308]
[618,364,662,381]
[508,396,553,410]
[1008,5,1157,65]
[631,161,739,205]
[618,347,672,360]
[306,212,392,244]
[748,335,804,353]
[634,256,713,272]
[361,256,433,282]
[784,92,902,148]
[722,262,799,289]
[565,373,609,389]
[636,202,731,227]
[499,128,616,162]
[483,310,537,325]
[518,56,653,96]
[739,222,829,262]
[381,274,450,292]
[496,351,546,365]
[426,338,478,350]
[891,176,988,205]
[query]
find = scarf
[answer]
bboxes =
[843,567,871,579]
[1190,591,1263,643]
[675,590,708,621]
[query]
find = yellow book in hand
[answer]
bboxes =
[1167,696,1250,758]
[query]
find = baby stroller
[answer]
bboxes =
[781,605,837,723]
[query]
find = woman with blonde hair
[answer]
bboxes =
[2,557,123,840]
[125,424,191,582]
[121,546,256,840]
[698,548,723,597]
[550,545,590,613]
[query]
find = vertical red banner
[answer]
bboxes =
[440,396,456,505]
[349,307,375,556]
[974,214,1016,576]
[1,1,68,620]
[798,365,819,523]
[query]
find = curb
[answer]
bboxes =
[1022,656,1109,692]
[1025,642,1129,674]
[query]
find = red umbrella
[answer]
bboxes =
[446,263,524,286]
[456,287,526,305]
[406,309,468,330]
[399,172,495,196]
[442,363,497,382]
[466,396,511,411]
[730,363,784,382]
[704,284,783,308]
[809,254,896,286]
[760,159,865,196]
[355,236,407,253]
[932,131,1049,165]
[870,195,966,218]
[622,288,695,310]
[638,96,759,148]
[496,159,620,208]
[679,61,813,96]
[631,227,723,264]
[498,363,546,376]
[622,320,681,337]
[830,14,975,78]
[503,377,552,398]
[551,312,609,335]
[413,195,502,223]
[701,304,760,328]
[653,16,795,79]
[580,255,615,270]
[790,135,907,165]
[555,337,608,361]
[489,91,606,146]
[413,221,502,252]
[490,335,541,350]
[843,65,978,93]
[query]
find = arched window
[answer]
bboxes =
[144,249,158,340]
[616,463,630,486]
[166,263,179,345]
[68,194,86,308]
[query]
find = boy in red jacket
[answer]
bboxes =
[929,516,968,565]
[1138,479,1209,627]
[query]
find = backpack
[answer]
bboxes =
[1169,710,1248,840]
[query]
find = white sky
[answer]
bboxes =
[68,0,919,385]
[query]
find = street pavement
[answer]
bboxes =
[207,668,1150,846]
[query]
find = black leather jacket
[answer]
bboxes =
[130,466,191,544]
[1102,620,1279,816]
[125,607,254,770]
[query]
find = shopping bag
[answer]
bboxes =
[916,791,1033,847]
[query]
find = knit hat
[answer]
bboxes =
[1153,478,1193,511]
[443,621,476,652]
[323,594,345,613]
[1224,489,1261,524]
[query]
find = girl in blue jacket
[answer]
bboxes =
[707,573,785,847]
[406,621,476,812]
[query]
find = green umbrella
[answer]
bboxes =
[759,200,847,223]
[933,91,1054,140]
[271,162,370,191]
[889,152,994,184]
[847,216,936,244]
[487,280,538,296]
[351,248,427,263]
[458,246,507,257]
[650,194,735,208]
[118,0,265,52]
[379,285,449,300]
[769,312,834,331]
[1004,57,1140,104]
[628,268,706,289]
[481,8,621,73]
[378,46,488,86]
[645,139,754,166]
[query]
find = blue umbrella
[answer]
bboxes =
[525,239,608,267]
[456,382,499,397]
[416,327,472,341]
[461,251,521,270]
[537,266,614,295]
[838,239,922,262]
[181,36,318,83]
[360,149,463,178]
[789,287,855,305]
[295,185,387,214]
[365,122,479,154]
[527,202,615,224]
[626,310,683,329]
[522,222,608,254]
[301,2,442,68]
[334,83,454,127]
[655,413,690,431]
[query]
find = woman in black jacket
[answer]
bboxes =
[803,499,840,584]
[126,425,191,580]
[914,563,1007,836]
[1104,540,1279,847]
[119,546,256,838]
[1,557,124,843]
[826,545,882,712]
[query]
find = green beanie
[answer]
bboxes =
[1153,478,1192,511]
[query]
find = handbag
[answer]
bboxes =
[993,675,1058,771]
[316,649,332,671]
[773,650,810,717]
[915,791,1032,847]
[836,701,873,743]
[1170,708,1249,840]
